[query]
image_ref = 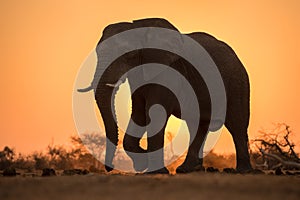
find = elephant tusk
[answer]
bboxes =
[105,83,116,87]
[106,80,123,88]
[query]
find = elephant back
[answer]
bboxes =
[98,18,179,44]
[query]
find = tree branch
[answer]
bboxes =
[259,148,300,169]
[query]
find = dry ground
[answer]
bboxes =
[0,172,299,200]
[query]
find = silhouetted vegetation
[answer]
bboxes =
[251,123,300,170]
[0,134,106,174]
[0,146,15,170]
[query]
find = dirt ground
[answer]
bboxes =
[0,172,299,200]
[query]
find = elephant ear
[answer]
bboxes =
[140,33,183,81]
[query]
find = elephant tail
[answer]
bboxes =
[77,85,93,93]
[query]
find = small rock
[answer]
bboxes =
[63,169,89,176]
[206,167,219,173]
[63,169,76,176]
[223,168,236,174]
[42,168,56,176]
[3,168,17,176]
[251,169,265,174]
[81,169,89,175]
[275,167,283,175]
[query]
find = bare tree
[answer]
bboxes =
[252,123,300,169]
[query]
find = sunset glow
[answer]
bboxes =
[1,0,299,155]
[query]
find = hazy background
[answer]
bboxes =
[0,0,299,154]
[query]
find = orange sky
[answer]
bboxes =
[0,0,299,155]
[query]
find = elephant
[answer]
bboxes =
[78,18,252,174]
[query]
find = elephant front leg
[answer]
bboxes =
[123,121,148,172]
[146,128,169,174]
[123,94,149,172]
[144,102,170,174]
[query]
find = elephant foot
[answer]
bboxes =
[145,167,169,174]
[236,167,253,174]
[176,163,205,174]
[236,164,253,174]
[126,150,148,172]
[132,155,148,172]
[133,161,148,172]
[105,165,114,172]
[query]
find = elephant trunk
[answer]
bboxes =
[92,48,140,172]
[93,60,131,172]
[77,82,118,172]
[95,84,119,172]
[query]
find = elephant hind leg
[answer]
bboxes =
[225,98,252,173]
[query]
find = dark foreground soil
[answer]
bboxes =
[0,172,299,200]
